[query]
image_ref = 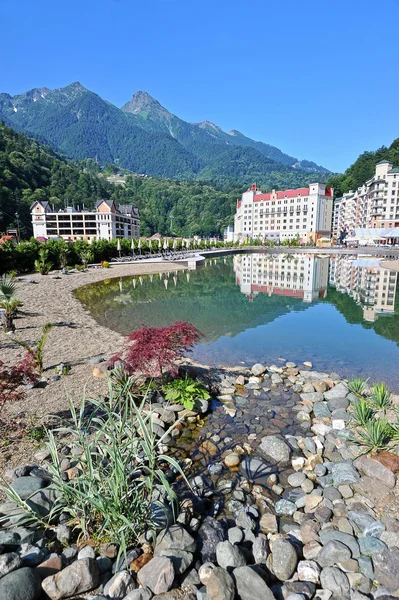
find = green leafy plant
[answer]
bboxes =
[79,248,93,269]
[75,264,86,271]
[0,276,20,332]
[0,379,187,559]
[101,261,110,268]
[371,382,392,413]
[34,247,53,275]
[12,323,53,374]
[163,376,210,411]
[351,398,375,427]
[351,418,393,453]
[346,377,370,398]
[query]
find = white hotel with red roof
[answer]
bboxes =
[233,183,334,243]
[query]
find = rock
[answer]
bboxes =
[198,562,216,585]
[259,435,291,465]
[227,527,243,545]
[159,549,193,574]
[11,477,46,499]
[36,555,63,579]
[313,403,331,419]
[124,588,153,600]
[271,374,283,384]
[251,364,266,376]
[372,548,399,593]
[253,537,268,564]
[19,544,48,567]
[300,392,324,402]
[320,566,350,599]
[224,454,240,468]
[324,383,348,400]
[327,397,349,411]
[374,451,399,473]
[0,567,42,600]
[240,457,277,480]
[198,517,226,563]
[233,566,275,600]
[319,530,360,558]
[288,472,306,487]
[297,560,321,583]
[303,541,322,560]
[275,499,297,515]
[303,361,313,368]
[317,541,352,567]
[216,541,246,570]
[78,546,96,560]
[103,570,137,598]
[331,463,359,486]
[304,495,323,512]
[271,538,298,581]
[260,513,278,534]
[356,457,396,488]
[137,557,174,594]
[381,530,399,548]
[199,441,218,457]
[206,567,235,600]
[155,525,196,554]
[358,536,387,555]
[41,558,100,599]
[301,479,314,494]
[0,552,23,577]
[235,509,256,531]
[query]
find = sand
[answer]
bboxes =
[0,261,186,422]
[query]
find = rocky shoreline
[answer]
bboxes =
[1,361,399,600]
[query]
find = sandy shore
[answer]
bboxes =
[0,261,186,422]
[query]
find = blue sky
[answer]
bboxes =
[1,0,399,172]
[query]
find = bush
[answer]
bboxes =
[163,376,210,410]
[101,260,110,268]
[113,322,203,380]
[1,380,186,556]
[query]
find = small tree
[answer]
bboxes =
[112,322,203,380]
[0,276,20,332]
[35,247,53,275]
[79,248,93,269]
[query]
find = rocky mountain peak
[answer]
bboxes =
[122,91,164,114]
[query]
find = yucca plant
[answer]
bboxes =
[371,382,392,413]
[351,418,392,453]
[12,323,53,374]
[0,276,20,332]
[351,398,375,427]
[0,379,187,561]
[346,377,369,398]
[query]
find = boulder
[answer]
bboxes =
[124,588,153,600]
[11,477,46,500]
[216,541,246,570]
[260,513,278,534]
[103,570,137,598]
[0,552,23,578]
[259,436,291,465]
[137,556,174,594]
[41,558,100,599]
[320,566,350,599]
[0,566,41,600]
[233,566,275,600]
[317,540,352,567]
[331,463,359,486]
[158,549,193,574]
[373,547,399,593]
[155,525,196,554]
[374,451,399,473]
[271,538,298,581]
[297,560,321,583]
[355,457,396,488]
[197,517,226,563]
[206,566,235,600]
[323,383,348,400]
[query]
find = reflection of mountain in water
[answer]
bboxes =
[75,257,314,342]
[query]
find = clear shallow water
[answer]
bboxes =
[75,253,399,389]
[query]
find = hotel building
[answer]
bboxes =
[31,199,140,242]
[234,253,329,303]
[332,160,399,239]
[233,183,334,243]
[329,255,398,322]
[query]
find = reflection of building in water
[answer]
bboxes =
[234,254,329,303]
[329,256,398,322]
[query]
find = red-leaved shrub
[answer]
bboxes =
[112,322,203,379]
[0,352,37,411]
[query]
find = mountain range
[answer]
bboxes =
[0,82,330,187]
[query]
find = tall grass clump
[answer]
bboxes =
[0,378,187,558]
[346,377,369,398]
[371,382,392,413]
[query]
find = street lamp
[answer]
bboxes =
[15,213,20,243]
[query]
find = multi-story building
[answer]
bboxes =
[31,199,140,242]
[233,183,333,244]
[332,160,399,240]
[329,255,398,321]
[234,253,329,303]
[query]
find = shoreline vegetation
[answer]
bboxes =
[2,261,399,599]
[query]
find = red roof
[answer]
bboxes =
[254,188,310,202]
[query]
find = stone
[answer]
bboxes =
[271,538,298,581]
[251,363,266,376]
[374,451,399,473]
[288,472,306,487]
[197,517,226,563]
[11,476,46,499]
[227,527,243,545]
[373,548,399,593]
[363,520,385,538]
[215,541,246,570]
[36,555,63,579]
[198,562,216,585]
[301,520,320,544]
[320,566,350,599]
[259,435,291,464]
[303,541,322,560]
[319,530,360,558]
[206,566,235,600]
[233,566,275,600]
[0,566,41,600]
[19,543,48,567]
[331,463,359,486]
[304,495,323,512]
[104,570,137,598]
[275,499,297,515]
[297,560,321,583]
[327,397,349,411]
[317,540,352,567]
[358,536,387,555]
[155,524,196,554]
[78,546,96,560]
[224,454,240,468]
[159,549,193,574]
[200,440,218,457]
[356,457,396,488]
[41,558,100,599]
[313,403,331,419]
[137,557,174,594]
[240,457,277,480]
[235,509,256,531]
[301,479,314,494]
[253,537,268,564]
[259,513,278,534]
[124,588,153,600]
[0,552,23,577]
[381,530,399,548]
[324,383,348,400]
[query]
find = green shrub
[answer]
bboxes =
[351,398,374,427]
[371,382,392,413]
[163,376,210,410]
[351,418,393,453]
[347,377,369,398]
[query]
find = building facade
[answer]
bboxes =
[233,253,329,303]
[31,200,140,242]
[233,183,333,243]
[332,160,399,239]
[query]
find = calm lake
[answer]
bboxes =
[75,253,399,389]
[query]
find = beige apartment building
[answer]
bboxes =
[333,160,399,239]
[31,199,140,242]
[234,183,333,244]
